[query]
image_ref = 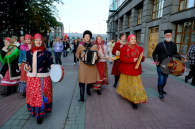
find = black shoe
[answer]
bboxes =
[191,83,195,86]
[185,76,188,83]
[113,83,117,88]
[37,118,43,125]
[22,92,26,97]
[97,90,101,95]
[158,86,166,94]
[158,86,164,99]
[131,103,137,110]
[87,84,91,96]
[113,76,119,88]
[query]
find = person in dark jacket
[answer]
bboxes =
[186,41,195,86]
[73,39,79,64]
[152,29,187,99]
[63,39,70,57]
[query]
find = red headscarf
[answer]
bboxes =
[4,37,11,42]
[24,34,32,40]
[125,34,140,57]
[30,33,46,53]
[95,36,105,54]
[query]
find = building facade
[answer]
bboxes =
[107,0,195,57]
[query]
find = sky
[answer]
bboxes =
[54,0,109,34]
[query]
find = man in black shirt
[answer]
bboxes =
[152,29,187,99]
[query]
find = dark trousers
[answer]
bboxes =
[187,65,195,84]
[74,52,79,63]
[157,66,168,86]
[55,52,62,65]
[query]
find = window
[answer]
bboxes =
[128,15,131,28]
[136,31,141,46]
[137,8,142,25]
[175,20,195,55]
[179,0,195,11]
[152,0,164,19]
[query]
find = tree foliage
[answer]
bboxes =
[0,0,63,37]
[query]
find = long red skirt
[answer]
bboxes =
[18,63,28,93]
[26,76,52,119]
[93,62,108,90]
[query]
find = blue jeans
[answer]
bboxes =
[157,66,168,86]
[63,50,66,57]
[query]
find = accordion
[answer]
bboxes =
[82,50,98,65]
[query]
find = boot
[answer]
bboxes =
[162,84,167,94]
[78,86,85,102]
[37,118,43,125]
[185,76,188,83]
[97,90,101,95]
[158,86,164,99]
[113,76,119,88]
[86,84,91,96]
[131,103,137,110]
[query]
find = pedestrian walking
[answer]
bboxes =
[116,34,147,109]
[152,29,187,99]
[0,37,20,96]
[47,39,52,52]
[93,35,110,95]
[53,37,64,65]
[25,33,54,125]
[185,41,195,86]
[111,33,126,88]
[75,30,100,102]
[108,39,115,64]
[52,39,55,56]
[19,36,25,45]
[63,39,70,57]
[18,34,32,97]
[73,39,79,64]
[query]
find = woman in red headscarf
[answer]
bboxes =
[92,35,110,95]
[18,34,32,97]
[24,33,54,125]
[116,34,147,110]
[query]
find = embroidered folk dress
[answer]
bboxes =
[18,44,30,93]
[116,45,147,104]
[25,49,54,119]
[0,46,20,95]
[93,44,109,90]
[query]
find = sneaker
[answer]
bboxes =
[74,63,76,65]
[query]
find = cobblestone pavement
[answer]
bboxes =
[1,53,195,129]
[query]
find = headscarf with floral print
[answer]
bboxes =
[125,34,140,58]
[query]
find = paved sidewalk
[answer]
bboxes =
[1,53,195,129]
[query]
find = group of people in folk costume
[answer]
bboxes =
[76,29,187,110]
[0,33,54,124]
[0,29,190,124]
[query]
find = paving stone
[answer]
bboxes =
[10,115,19,120]
[64,125,71,129]
[11,125,23,129]
[18,120,27,126]
[66,120,75,125]
[11,120,20,125]
[4,120,14,125]
[0,125,12,129]
[16,115,25,120]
